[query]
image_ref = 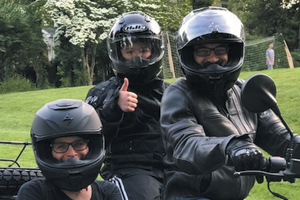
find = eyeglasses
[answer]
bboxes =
[50,139,89,153]
[194,46,228,57]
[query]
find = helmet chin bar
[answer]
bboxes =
[125,56,150,70]
[200,63,230,73]
[186,64,241,95]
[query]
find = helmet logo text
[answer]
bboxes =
[122,24,147,33]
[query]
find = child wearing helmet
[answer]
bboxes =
[85,11,168,200]
[160,7,300,200]
[17,99,122,200]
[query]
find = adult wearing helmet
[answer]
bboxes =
[85,11,168,200]
[17,99,122,200]
[160,7,300,200]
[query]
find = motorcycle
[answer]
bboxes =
[235,73,300,200]
[0,141,43,200]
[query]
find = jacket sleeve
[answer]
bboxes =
[160,82,234,175]
[85,79,124,147]
[99,94,124,148]
[255,109,300,159]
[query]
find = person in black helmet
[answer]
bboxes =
[17,99,122,200]
[160,7,300,200]
[85,11,168,200]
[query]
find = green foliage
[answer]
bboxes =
[0,75,35,94]
[228,0,300,50]
[291,49,300,67]
[153,0,192,31]
[0,1,32,80]
[44,0,119,47]
[57,65,71,87]
[44,0,124,85]
[0,0,49,87]
[193,0,218,9]
[53,38,84,87]
[229,0,283,35]
[73,68,88,86]
[122,0,192,31]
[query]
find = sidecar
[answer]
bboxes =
[0,141,43,200]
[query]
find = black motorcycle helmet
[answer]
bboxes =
[31,99,104,191]
[107,11,164,84]
[176,7,245,95]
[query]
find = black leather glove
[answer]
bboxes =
[226,135,268,171]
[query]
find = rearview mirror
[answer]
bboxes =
[241,74,279,115]
[241,74,296,169]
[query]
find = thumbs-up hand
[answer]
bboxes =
[118,78,138,112]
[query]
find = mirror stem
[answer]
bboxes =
[278,115,294,164]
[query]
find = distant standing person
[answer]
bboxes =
[266,42,275,70]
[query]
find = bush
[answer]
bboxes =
[0,75,35,94]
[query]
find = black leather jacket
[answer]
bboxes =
[160,78,300,200]
[86,76,169,177]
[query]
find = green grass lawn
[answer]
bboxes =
[1,68,300,199]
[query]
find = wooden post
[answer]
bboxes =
[166,31,175,78]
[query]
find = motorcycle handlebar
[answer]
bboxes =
[234,156,300,183]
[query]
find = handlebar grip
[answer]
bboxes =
[268,157,286,172]
[234,157,287,181]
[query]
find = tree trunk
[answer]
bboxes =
[81,45,97,86]
[81,48,90,86]
[89,44,97,85]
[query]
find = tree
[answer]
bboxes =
[117,0,192,31]
[25,0,50,88]
[0,0,49,88]
[228,0,300,50]
[229,0,284,36]
[45,0,122,85]
[192,0,219,9]
[281,1,300,50]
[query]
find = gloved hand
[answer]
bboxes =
[226,135,268,171]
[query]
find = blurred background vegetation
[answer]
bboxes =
[1,0,300,94]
